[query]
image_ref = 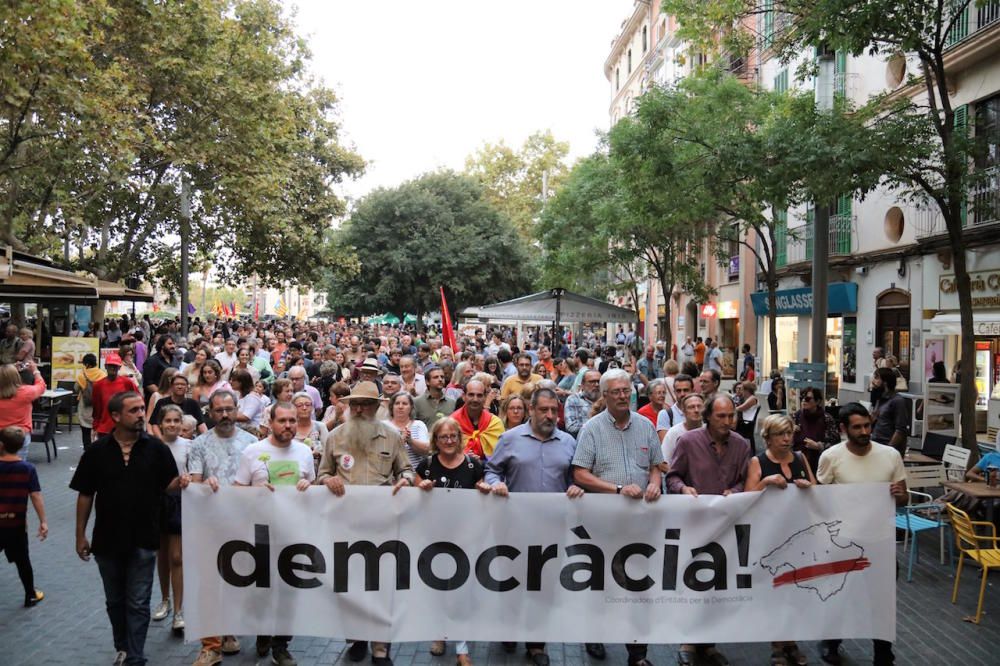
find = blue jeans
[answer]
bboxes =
[96,548,157,666]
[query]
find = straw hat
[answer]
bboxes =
[341,381,381,402]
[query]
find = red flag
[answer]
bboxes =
[440,286,457,351]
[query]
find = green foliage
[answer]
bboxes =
[465,130,570,242]
[324,171,535,321]
[0,0,363,289]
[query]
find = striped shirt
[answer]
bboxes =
[0,460,41,529]
[572,410,663,487]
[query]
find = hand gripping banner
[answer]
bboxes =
[182,483,895,643]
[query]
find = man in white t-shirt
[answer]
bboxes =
[816,402,906,666]
[234,401,313,666]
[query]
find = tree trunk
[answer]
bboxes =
[767,268,779,373]
[93,300,107,335]
[952,244,980,462]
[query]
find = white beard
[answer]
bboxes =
[342,413,384,453]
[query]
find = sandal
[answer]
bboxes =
[784,645,808,665]
[771,649,790,666]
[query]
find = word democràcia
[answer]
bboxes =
[216,524,754,594]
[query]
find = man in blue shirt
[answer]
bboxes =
[484,388,582,666]
[967,450,1000,482]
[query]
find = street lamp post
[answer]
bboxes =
[180,177,191,337]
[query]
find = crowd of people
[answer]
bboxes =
[0,315,918,666]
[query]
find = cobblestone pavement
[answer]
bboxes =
[2,430,999,665]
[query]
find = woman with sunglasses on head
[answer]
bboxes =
[792,386,840,473]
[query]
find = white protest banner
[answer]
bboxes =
[183,483,895,643]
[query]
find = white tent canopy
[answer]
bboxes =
[462,289,635,324]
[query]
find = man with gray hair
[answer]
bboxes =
[287,365,321,417]
[572,368,662,665]
[185,390,258,666]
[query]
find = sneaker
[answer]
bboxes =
[24,589,44,607]
[113,651,127,666]
[221,635,241,655]
[271,646,298,666]
[192,649,222,666]
[152,598,171,621]
[256,637,272,658]
[172,611,185,634]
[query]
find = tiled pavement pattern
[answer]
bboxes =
[2,430,999,665]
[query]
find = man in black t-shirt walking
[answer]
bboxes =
[71,391,181,666]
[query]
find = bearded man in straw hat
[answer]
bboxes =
[316,381,415,666]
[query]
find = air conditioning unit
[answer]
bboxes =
[855,266,868,276]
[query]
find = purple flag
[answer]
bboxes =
[187,303,197,315]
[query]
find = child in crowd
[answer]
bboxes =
[0,425,47,606]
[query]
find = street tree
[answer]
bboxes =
[637,70,927,371]
[465,130,570,242]
[324,171,535,330]
[537,152,645,333]
[1,0,363,321]
[663,0,984,452]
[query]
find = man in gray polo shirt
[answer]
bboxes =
[572,368,661,666]
[412,366,455,430]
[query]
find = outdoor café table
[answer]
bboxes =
[904,451,939,465]
[942,481,1000,522]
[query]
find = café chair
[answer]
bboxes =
[30,403,59,463]
[946,503,1000,624]
[943,444,972,482]
[896,480,951,581]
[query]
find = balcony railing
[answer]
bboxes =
[785,214,855,265]
[816,72,862,108]
[945,1,1000,47]
[914,166,1000,238]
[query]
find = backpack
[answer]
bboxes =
[81,376,94,408]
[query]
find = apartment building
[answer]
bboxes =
[605,1,760,380]
[755,4,1000,431]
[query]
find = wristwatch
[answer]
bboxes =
[616,484,623,494]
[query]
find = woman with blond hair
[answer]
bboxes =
[499,394,527,430]
[745,413,814,665]
[0,361,46,459]
[415,417,488,665]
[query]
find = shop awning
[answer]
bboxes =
[97,280,155,303]
[0,246,99,300]
[462,289,635,324]
[925,311,1000,336]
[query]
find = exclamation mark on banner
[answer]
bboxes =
[735,524,752,589]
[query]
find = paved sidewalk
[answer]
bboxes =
[2,430,999,665]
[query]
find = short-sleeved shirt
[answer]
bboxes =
[149,396,204,427]
[69,433,178,555]
[142,351,180,394]
[235,439,316,486]
[572,411,663,487]
[416,454,484,489]
[872,393,910,444]
[816,442,906,485]
[413,393,456,429]
[0,460,41,529]
[186,428,258,485]
[973,451,1000,472]
[394,419,430,469]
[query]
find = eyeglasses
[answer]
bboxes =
[801,396,815,402]
[606,388,631,397]
[437,434,460,441]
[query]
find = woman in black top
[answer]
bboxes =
[767,377,787,412]
[415,417,490,663]
[745,413,814,666]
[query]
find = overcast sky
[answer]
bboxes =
[287,0,634,202]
